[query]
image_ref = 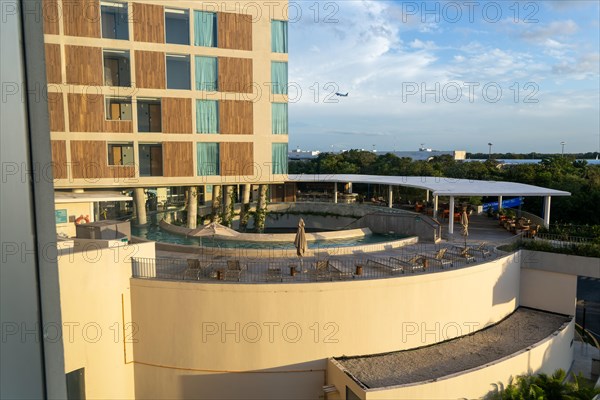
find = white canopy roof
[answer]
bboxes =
[287,174,570,197]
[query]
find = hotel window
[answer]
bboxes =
[137,98,162,132]
[272,103,288,134]
[105,97,132,120]
[196,100,219,134]
[101,1,129,40]
[197,143,220,176]
[194,11,217,47]
[165,8,190,45]
[107,143,134,166]
[271,20,288,53]
[166,54,191,90]
[195,56,218,91]
[103,49,130,87]
[139,144,163,177]
[272,143,288,174]
[271,62,288,94]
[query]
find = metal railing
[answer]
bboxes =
[131,244,502,284]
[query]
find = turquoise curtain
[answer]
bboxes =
[271,62,288,94]
[271,20,288,53]
[197,143,220,176]
[272,143,288,174]
[194,11,216,47]
[195,56,218,91]
[272,103,288,134]
[196,100,219,134]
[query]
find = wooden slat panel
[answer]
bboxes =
[220,142,253,176]
[63,0,101,38]
[67,93,104,132]
[70,140,134,179]
[104,121,133,133]
[70,140,107,179]
[45,44,62,84]
[218,57,253,94]
[217,12,252,51]
[162,98,192,134]
[132,3,164,43]
[48,92,65,131]
[134,50,166,89]
[65,45,103,86]
[220,101,253,135]
[51,140,68,179]
[42,0,60,35]
[162,142,193,177]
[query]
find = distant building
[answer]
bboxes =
[289,147,467,161]
[289,148,321,160]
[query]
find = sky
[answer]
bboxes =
[288,0,600,154]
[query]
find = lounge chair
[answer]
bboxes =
[266,265,283,282]
[184,259,211,280]
[367,259,404,275]
[328,260,354,279]
[224,260,245,281]
[420,248,453,268]
[389,255,423,273]
[310,260,333,281]
[466,243,491,258]
[446,246,475,263]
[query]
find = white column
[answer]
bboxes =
[333,182,338,204]
[433,195,439,219]
[347,182,353,194]
[448,196,455,235]
[543,196,551,228]
[388,185,393,208]
[426,190,430,202]
[498,196,503,211]
[134,188,147,225]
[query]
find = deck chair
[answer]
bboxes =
[266,265,283,282]
[310,260,332,281]
[421,248,453,268]
[184,259,210,280]
[446,246,475,263]
[467,242,491,258]
[367,259,404,275]
[328,260,354,279]
[389,255,423,273]
[224,260,244,281]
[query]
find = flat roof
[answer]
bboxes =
[288,174,571,197]
[334,308,571,389]
[55,191,132,203]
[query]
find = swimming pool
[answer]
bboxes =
[132,215,406,249]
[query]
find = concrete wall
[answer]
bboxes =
[55,202,95,237]
[521,250,600,279]
[57,240,155,399]
[520,269,577,315]
[129,255,520,399]
[327,320,574,400]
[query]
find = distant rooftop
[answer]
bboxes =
[334,308,571,389]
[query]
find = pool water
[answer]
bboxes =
[132,215,405,249]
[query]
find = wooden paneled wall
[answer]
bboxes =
[217,13,253,51]
[104,120,133,133]
[70,140,135,179]
[67,93,103,132]
[220,142,254,176]
[218,57,253,94]
[135,51,166,89]
[162,142,193,177]
[48,92,65,132]
[132,3,165,43]
[45,44,62,84]
[162,98,192,134]
[62,0,101,38]
[42,0,60,35]
[51,140,68,179]
[220,101,253,135]
[65,45,103,86]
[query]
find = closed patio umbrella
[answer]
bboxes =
[460,209,469,247]
[294,218,307,257]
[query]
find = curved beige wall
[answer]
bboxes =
[130,255,521,399]
[327,320,574,400]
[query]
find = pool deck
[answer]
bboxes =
[142,214,519,284]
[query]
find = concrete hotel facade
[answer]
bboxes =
[43,0,289,191]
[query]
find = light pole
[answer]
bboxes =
[488,143,493,160]
[560,141,565,157]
